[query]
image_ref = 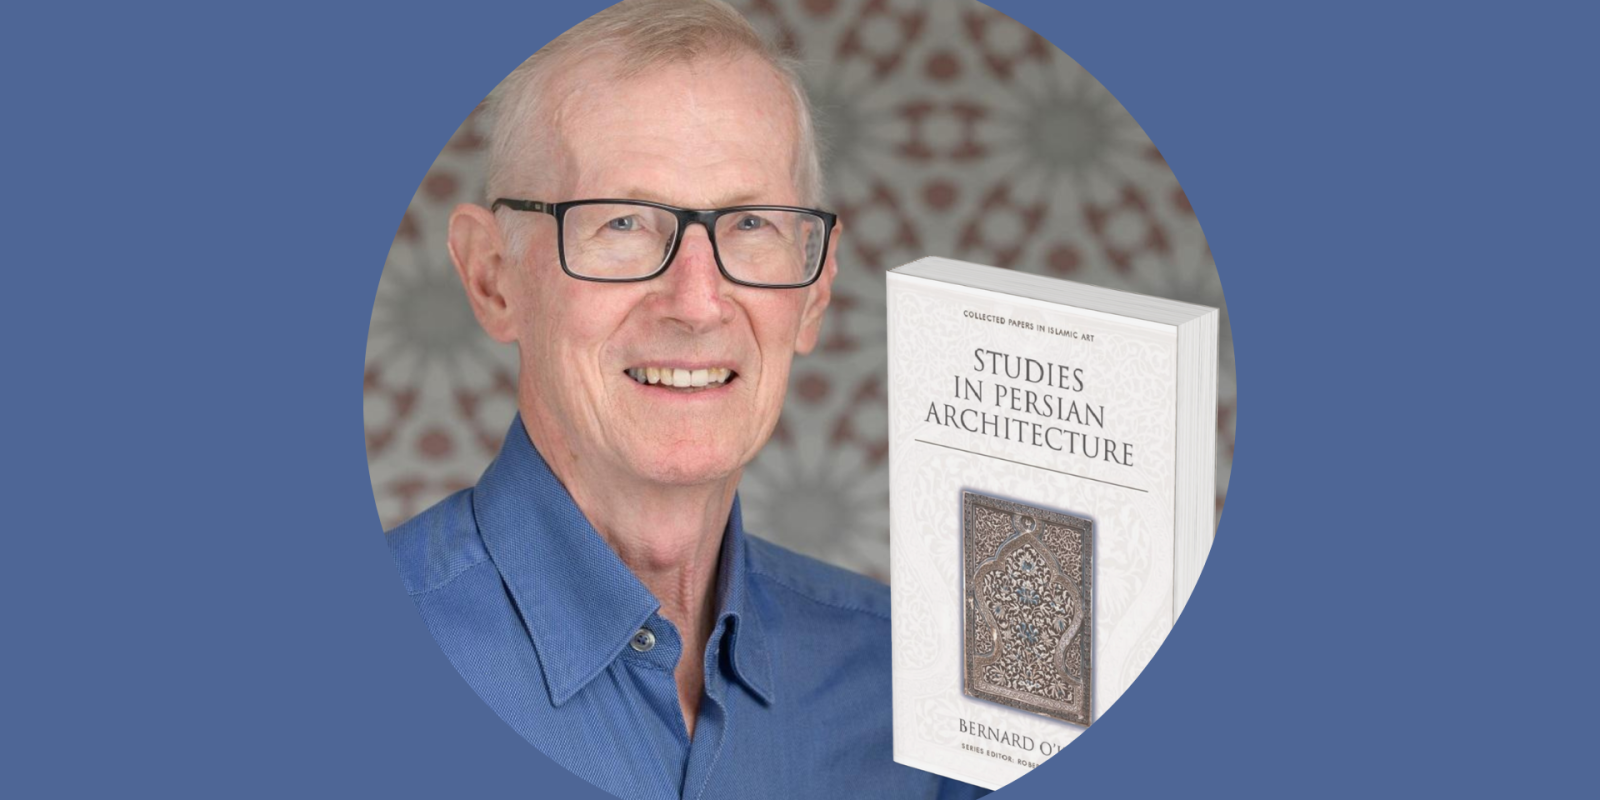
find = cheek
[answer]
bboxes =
[749,299,806,389]
[749,294,806,349]
[508,262,553,330]
[534,288,657,391]
[522,270,600,346]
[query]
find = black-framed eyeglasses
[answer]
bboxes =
[491,198,836,289]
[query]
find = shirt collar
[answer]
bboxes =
[710,488,775,704]
[474,414,773,707]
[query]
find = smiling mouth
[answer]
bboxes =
[626,367,737,391]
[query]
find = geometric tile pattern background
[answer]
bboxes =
[366,0,1235,582]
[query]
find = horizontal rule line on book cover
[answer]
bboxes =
[913,439,1149,493]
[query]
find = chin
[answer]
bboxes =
[624,442,748,487]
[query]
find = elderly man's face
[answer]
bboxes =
[499,53,834,488]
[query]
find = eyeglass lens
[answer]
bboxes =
[562,203,825,285]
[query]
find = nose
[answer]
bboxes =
[655,223,733,331]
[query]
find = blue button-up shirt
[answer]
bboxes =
[389,416,986,800]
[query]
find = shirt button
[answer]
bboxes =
[631,627,656,653]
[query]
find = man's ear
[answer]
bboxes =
[794,219,841,356]
[447,203,519,343]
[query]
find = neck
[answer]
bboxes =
[520,408,735,739]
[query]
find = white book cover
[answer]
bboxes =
[887,256,1218,790]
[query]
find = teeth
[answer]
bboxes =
[627,366,734,388]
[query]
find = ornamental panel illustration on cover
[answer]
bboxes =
[962,491,1094,727]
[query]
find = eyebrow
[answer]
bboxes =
[612,188,769,208]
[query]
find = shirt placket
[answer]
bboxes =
[617,612,696,796]
[680,618,735,800]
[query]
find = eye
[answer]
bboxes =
[606,215,644,232]
[733,213,767,232]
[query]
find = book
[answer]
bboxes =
[887,256,1218,790]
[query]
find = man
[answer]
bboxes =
[388,1,985,798]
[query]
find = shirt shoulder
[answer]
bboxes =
[385,488,490,596]
[745,535,889,621]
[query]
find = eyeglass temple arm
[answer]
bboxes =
[489,199,557,216]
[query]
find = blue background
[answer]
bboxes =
[5,1,1593,797]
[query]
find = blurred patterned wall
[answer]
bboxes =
[366,0,1235,582]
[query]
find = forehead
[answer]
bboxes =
[545,52,801,206]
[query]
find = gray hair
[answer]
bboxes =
[483,0,823,224]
